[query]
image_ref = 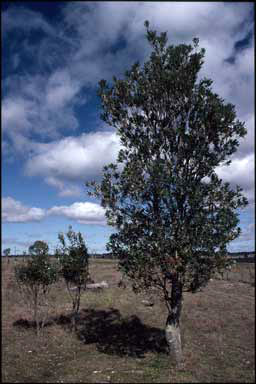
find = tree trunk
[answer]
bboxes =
[70,288,80,332]
[77,287,81,313]
[165,277,183,367]
[71,312,77,332]
[34,288,40,336]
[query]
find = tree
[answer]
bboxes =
[14,240,58,336]
[56,226,90,330]
[3,248,11,264]
[87,21,248,366]
[3,248,11,257]
[28,240,49,257]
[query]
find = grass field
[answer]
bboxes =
[2,258,255,383]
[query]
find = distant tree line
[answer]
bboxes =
[3,250,255,261]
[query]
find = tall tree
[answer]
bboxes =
[87,21,248,366]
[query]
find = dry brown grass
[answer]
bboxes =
[2,258,255,383]
[215,262,255,285]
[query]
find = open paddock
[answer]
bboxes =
[2,258,255,383]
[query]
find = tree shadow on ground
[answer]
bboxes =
[13,308,169,358]
[13,318,56,329]
[76,308,169,358]
[13,312,75,330]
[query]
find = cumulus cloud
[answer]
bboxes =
[2,196,107,225]
[215,154,254,205]
[3,3,253,147]
[2,2,254,211]
[47,201,106,225]
[236,114,255,159]
[2,70,81,153]
[2,97,37,136]
[2,197,46,223]
[24,131,120,196]
[45,177,82,197]
[200,44,253,119]
[46,70,81,109]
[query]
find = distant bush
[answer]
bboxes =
[3,248,11,257]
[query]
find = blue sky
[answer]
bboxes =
[2,2,255,254]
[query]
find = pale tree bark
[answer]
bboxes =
[70,286,81,332]
[41,286,51,331]
[33,286,40,336]
[165,277,183,367]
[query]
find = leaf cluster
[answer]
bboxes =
[56,225,90,286]
[15,241,58,287]
[3,248,11,257]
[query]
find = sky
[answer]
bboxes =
[1,2,255,255]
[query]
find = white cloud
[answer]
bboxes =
[2,69,81,152]
[2,197,46,223]
[2,97,36,135]
[3,3,253,146]
[45,177,82,197]
[2,2,254,210]
[239,222,255,242]
[2,196,106,225]
[236,114,255,159]
[25,131,121,196]
[47,201,106,225]
[3,3,254,133]
[46,70,81,109]
[215,154,254,203]
[211,48,254,121]
[229,221,255,252]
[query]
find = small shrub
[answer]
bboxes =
[15,241,58,335]
[56,226,90,330]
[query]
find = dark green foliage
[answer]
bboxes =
[15,241,58,288]
[15,255,57,287]
[28,240,49,257]
[56,226,90,319]
[14,240,58,335]
[3,248,11,257]
[56,225,89,287]
[87,22,248,301]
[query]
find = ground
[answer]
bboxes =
[2,258,255,383]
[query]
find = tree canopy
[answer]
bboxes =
[56,225,89,288]
[3,248,11,257]
[88,21,247,293]
[28,240,49,258]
